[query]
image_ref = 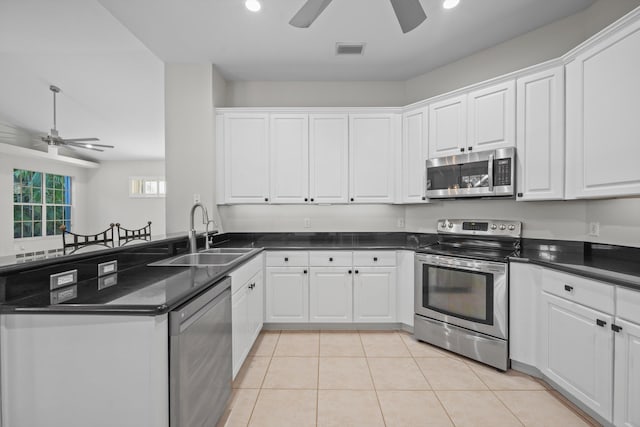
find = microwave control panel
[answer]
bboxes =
[493,158,512,186]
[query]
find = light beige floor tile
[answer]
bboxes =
[319,357,373,390]
[496,391,591,427]
[273,331,319,356]
[249,332,280,357]
[233,356,271,389]
[262,356,318,389]
[222,388,259,427]
[378,390,453,427]
[437,390,523,427]
[399,333,449,358]
[547,390,601,426]
[368,357,431,390]
[359,331,411,357]
[467,363,545,390]
[416,357,487,390]
[320,331,365,357]
[249,389,317,427]
[317,390,385,427]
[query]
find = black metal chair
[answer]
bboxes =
[60,223,115,255]
[116,221,152,245]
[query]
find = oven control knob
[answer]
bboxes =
[508,224,516,231]
[448,223,454,229]
[499,224,506,230]
[490,224,497,230]
[441,223,446,228]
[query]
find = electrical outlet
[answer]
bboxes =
[589,222,600,237]
[397,217,405,228]
[193,193,201,204]
[304,218,311,228]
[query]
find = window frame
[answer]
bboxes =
[129,176,166,198]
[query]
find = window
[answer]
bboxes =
[129,176,166,198]
[13,169,72,238]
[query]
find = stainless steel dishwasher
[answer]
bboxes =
[169,277,232,427]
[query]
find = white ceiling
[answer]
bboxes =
[0,0,597,161]
[98,0,595,81]
[0,0,164,161]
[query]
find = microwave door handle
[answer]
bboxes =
[488,154,494,192]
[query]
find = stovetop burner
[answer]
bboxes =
[419,219,522,262]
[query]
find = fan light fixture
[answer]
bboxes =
[245,0,261,12]
[443,0,460,9]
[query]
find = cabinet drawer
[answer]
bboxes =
[616,286,640,325]
[265,251,309,267]
[353,251,396,267]
[542,268,614,314]
[309,251,353,267]
[230,253,264,294]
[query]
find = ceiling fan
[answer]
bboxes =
[41,85,114,152]
[289,0,427,33]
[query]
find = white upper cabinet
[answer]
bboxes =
[516,66,565,201]
[269,114,309,204]
[309,114,349,204]
[223,113,270,204]
[467,80,516,152]
[566,14,640,199]
[402,107,429,203]
[349,113,399,203]
[428,94,467,158]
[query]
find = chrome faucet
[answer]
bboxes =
[189,202,210,254]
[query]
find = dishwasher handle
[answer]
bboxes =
[169,277,231,335]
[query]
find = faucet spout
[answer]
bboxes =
[189,202,209,254]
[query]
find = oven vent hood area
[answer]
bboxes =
[426,147,516,199]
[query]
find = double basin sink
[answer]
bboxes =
[149,247,258,267]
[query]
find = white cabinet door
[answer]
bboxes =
[565,18,640,198]
[402,107,429,203]
[467,80,515,152]
[428,94,467,158]
[516,66,565,201]
[309,114,349,204]
[223,113,270,204]
[270,114,309,204]
[309,267,353,322]
[265,267,309,322]
[232,284,250,378]
[614,318,640,427]
[540,292,613,421]
[349,114,398,203]
[353,267,397,322]
[248,270,264,342]
[509,263,543,367]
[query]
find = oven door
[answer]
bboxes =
[415,253,507,339]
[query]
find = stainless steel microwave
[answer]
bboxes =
[425,147,515,199]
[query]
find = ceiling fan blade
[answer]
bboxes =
[289,0,333,28]
[60,137,100,142]
[389,0,427,33]
[63,140,113,149]
[62,142,105,152]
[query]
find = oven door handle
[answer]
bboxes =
[417,256,505,274]
[488,153,494,192]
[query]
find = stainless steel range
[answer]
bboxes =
[414,219,522,371]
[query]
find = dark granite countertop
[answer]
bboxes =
[1,232,638,315]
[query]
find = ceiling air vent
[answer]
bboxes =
[336,43,365,56]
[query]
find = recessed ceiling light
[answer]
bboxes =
[245,0,261,12]
[443,0,460,9]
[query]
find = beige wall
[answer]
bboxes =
[404,0,640,103]
[226,81,406,108]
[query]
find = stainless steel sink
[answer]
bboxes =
[200,248,254,254]
[149,248,258,267]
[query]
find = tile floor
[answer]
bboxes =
[219,330,600,427]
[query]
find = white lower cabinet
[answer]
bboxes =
[265,267,309,322]
[540,291,613,421]
[614,318,640,427]
[309,267,353,322]
[230,255,264,378]
[353,267,397,322]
